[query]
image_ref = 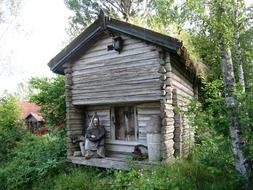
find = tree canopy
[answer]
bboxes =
[29,76,65,127]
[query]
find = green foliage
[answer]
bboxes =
[0,95,19,129]
[190,34,222,79]
[28,157,241,190]
[64,0,155,37]
[235,90,253,168]
[53,167,107,190]
[64,0,101,36]
[240,27,253,87]
[31,166,113,190]
[0,130,66,190]
[110,155,240,190]
[189,79,228,136]
[29,76,65,127]
[0,94,24,161]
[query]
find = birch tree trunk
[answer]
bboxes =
[221,47,248,177]
[234,0,246,92]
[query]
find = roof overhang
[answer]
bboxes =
[25,112,44,122]
[48,12,183,75]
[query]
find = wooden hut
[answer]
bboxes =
[18,101,46,134]
[25,112,45,133]
[48,12,198,170]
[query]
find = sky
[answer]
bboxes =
[0,0,252,95]
[0,0,72,94]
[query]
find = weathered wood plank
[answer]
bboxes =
[137,102,160,108]
[72,58,158,76]
[85,39,143,54]
[171,70,193,90]
[72,90,161,101]
[73,96,162,105]
[70,35,160,105]
[82,42,154,60]
[73,76,159,89]
[171,80,194,97]
[72,65,159,81]
[67,156,154,170]
[72,82,160,94]
[78,46,157,64]
[73,51,158,72]
[84,33,147,53]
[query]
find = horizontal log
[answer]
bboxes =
[84,34,149,53]
[171,69,193,89]
[85,105,110,110]
[138,115,158,121]
[81,42,155,60]
[85,109,110,115]
[72,57,159,76]
[137,102,160,108]
[73,78,157,91]
[172,82,194,97]
[171,80,193,97]
[73,77,159,90]
[73,95,162,106]
[72,88,161,100]
[73,51,158,72]
[67,156,153,170]
[78,45,158,65]
[137,108,160,115]
[73,69,159,83]
[72,82,160,94]
[72,71,159,86]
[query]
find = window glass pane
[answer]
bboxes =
[115,106,135,141]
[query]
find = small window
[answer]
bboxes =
[111,106,138,141]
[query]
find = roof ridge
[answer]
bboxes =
[48,13,188,75]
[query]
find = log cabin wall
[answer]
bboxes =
[82,102,160,158]
[64,32,195,160]
[64,64,84,156]
[170,55,195,157]
[68,33,164,158]
[160,52,175,160]
[71,33,161,105]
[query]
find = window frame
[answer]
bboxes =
[110,105,138,141]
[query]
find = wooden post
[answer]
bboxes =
[147,116,161,162]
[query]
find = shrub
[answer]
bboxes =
[31,166,112,190]
[0,130,66,190]
[0,95,24,161]
[110,156,240,190]
[54,167,104,190]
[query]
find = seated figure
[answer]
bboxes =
[80,112,105,159]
